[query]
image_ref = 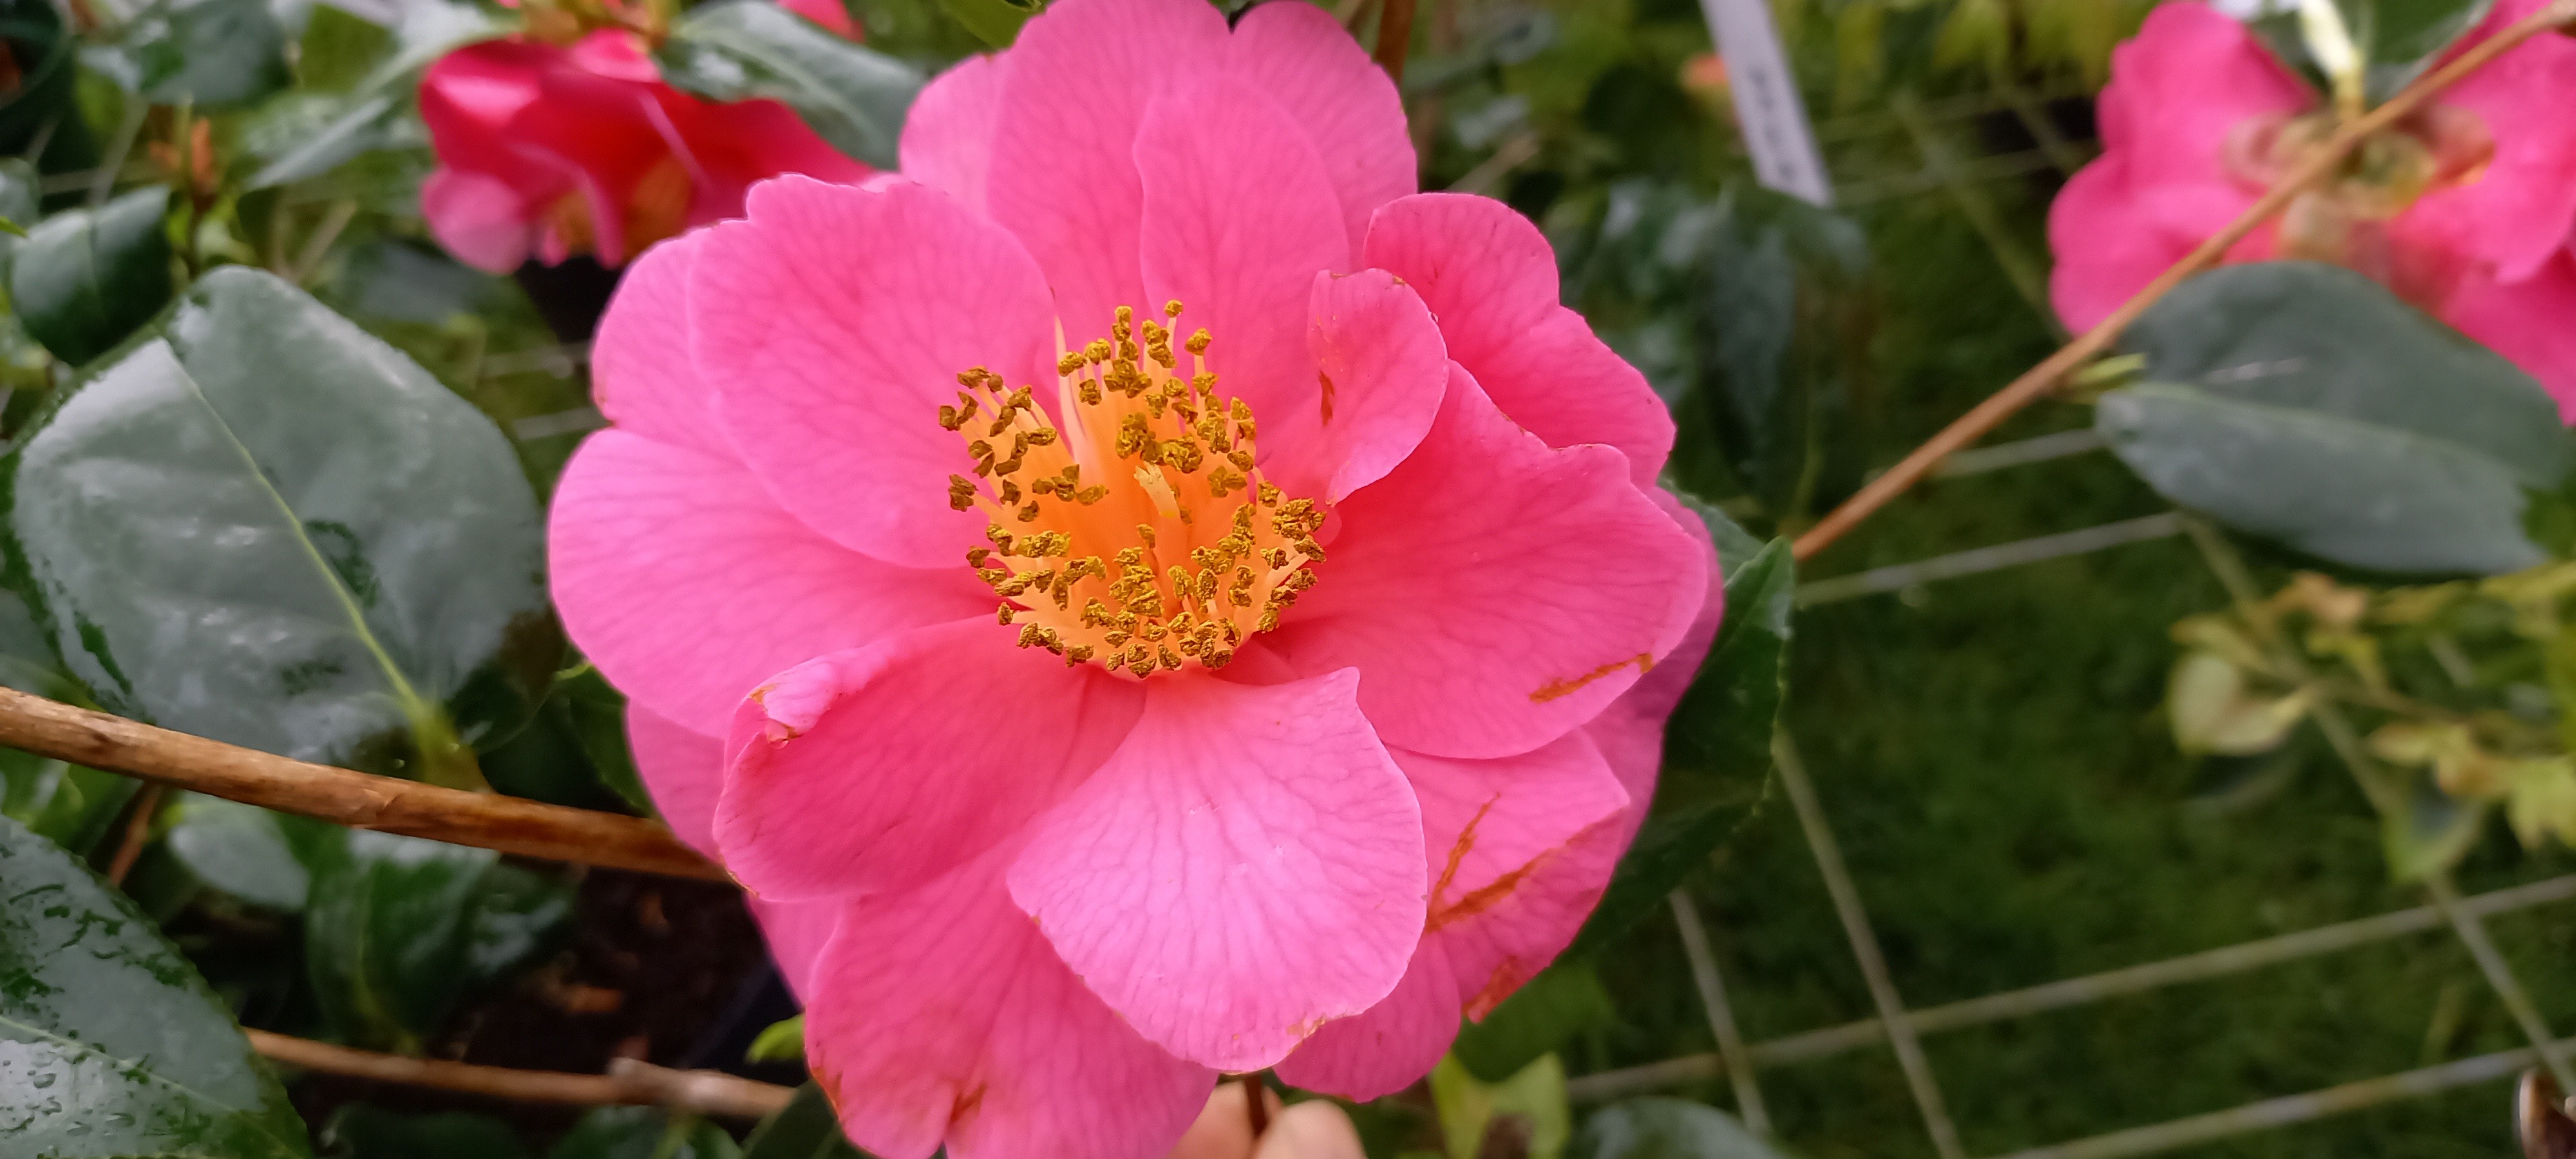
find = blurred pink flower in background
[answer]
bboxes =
[2048,0,2576,416]
[417,12,866,274]
[545,0,1722,1154]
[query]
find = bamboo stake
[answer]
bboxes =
[247,1030,792,1119]
[0,688,723,881]
[1788,0,2576,564]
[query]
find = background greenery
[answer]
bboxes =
[3,0,2570,1155]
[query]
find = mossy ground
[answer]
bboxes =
[1573,153,2576,1158]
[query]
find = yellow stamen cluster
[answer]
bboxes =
[939,303,1327,675]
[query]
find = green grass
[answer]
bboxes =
[1573,162,2576,1158]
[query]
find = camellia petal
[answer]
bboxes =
[1266,269,1449,502]
[804,856,1215,1159]
[1135,73,1354,466]
[1006,669,1425,1072]
[697,176,1060,567]
[1277,731,1629,1098]
[1591,489,1730,807]
[627,706,842,999]
[900,52,1009,212]
[589,232,732,458]
[1224,0,1417,258]
[1267,365,1707,759]
[417,26,867,273]
[2448,250,2576,420]
[984,0,1229,339]
[548,431,991,734]
[717,619,1144,900]
[1362,194,1674,484]
[551,0,1721,1148]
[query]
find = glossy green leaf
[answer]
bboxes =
[1566,523,1790,959]
[2256,0,2494,98]
[560,667,652,815]
[2099,261,2570,576]
[8,185,174,367]
[303,829,573,1053]
[937,0,1045,46]
[0,813,312,1158]
[657,1,925,169]
[247,1,500,189]
[2,267,557,788]
[164,793,328,910]
[743,1084,868,1159]
[322,1105,530,1159]
[91,0,290,107]
[550,1107,744,1159]
[1572,1099,1790,1159]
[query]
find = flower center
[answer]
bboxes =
[940,303,1327,677]
[2222,106,2497,305]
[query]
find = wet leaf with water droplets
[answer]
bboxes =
[0,812,312,1158]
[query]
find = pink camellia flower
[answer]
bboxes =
[2049,0,2576,415]
[417,16,867,274]
[549,0,1721,1154]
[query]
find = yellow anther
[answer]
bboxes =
[938,306,1328,679]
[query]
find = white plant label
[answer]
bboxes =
[1698,0,1834,206]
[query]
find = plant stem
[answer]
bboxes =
[246,1029,793,1118]
[1788,0,2576,565]
[104,782,163,885]
[1374,0,1417,81]
[0,687,721,880]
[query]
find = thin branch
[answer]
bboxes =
[1788,0,2576,564]
[0,688,723,881]
[104,782,164,885]
[1374,0,1417,81]
[246,1030,792,1119]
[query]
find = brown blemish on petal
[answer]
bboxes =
[1429,796,1499,909]
[1530,653,1653,702]
[1464,958,1539,1019]
[951,1082,987,1127]
[1318,372,1336,426]
[1428,857,1546,934]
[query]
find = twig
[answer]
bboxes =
[104,782,164,885]
[0,688,723,880]
[1374,0,1416,81]
[246,1030,793,1119]
[1788,0,2576,564]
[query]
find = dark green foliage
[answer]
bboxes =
[2101,262,2571,576]
[0,267,558,788]
[657,1,925,169]
[743,1085,873,1159]
[8,185,173,366]
[0,812,312,1158]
